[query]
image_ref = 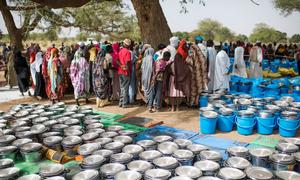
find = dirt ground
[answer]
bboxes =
[0,93,290,144]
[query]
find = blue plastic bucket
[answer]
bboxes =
[218,114,235,132]
[236,116,256,135]
[280,86,289,94]
[256,116,276,135]
[200,112,218,134]
[199,95,208,108]
[278,118,300,137]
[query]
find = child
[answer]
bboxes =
[148,51,171,112]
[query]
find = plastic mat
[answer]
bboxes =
[93,111,124,121]
[248,136,279,148]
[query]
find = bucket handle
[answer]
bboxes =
[235,118,256,129]
[277,118,300,131]
[220,114,236,124]
[257,117,277,128]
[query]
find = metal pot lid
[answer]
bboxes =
[175,166,202,179]
[187,144,209,153]
[115,170,142,180]
[118,130,136,136]
[81,132,99,141]
[86,123,104,129]
[122,144,143,155]
[84,114,101,120]
[65,105,79,112]
[94,137,113,145]
[281,111,298,120]
[15,131,34,138]
[249,148,274,157]
[104,141,125,150]
[80,105,92,110]
[62,111,75,116]
[39,163,64,177]
[64,118,80,126]
[111,153,133,162]
[291,102,300,108]
[79,110,93,115]
[265,104,281,112]
[153,156,178,167]
[202,111,218,119]
[43,136,63,145]
[197,177,222,180]
[0,146,17,154]
[0,159,14,169]
[13,126,31,132]
[42,132,61,138]
[173,149,194,159]
[50,114,64,120]
[54,102,65,107]
[1,129,14,135]
[72,169,99,180]
[20,142,42,152]
[127,160,153,173]
[170,176,193,180]
[245,166,273,180]
[227,146,249,156]
[280,96,295,103]
[107,125,124,132]
[226,157,251,169]
[87,128,105,135]
[264,97,275,102]
[82,154,105,166]
[136,139,156,147]
[144,168,171,179]
[64,130,83,136]
[30,124,47,134]
[258,110,274,118]
[35,105,45,110]
[275,171,300,180]
[153,135,173,143]
[237,110,254,117]
[238,98,252,105]
[200,150,222,161]
[219,108,234,116]
[62,136,82,146]
[84,119,98,125]
[40,111,55,117]
[200,107,214,112]
[14,110,29,118]
[293,152,300,161]
[270,153,295,164]
[32,117,48,124]
[139,150,162,160]
[100,163,126,175]
[194,160,220,171]
[100,131,118,138]
[276,142,299,153]
[17,174,42,180]
[52,124,68,130]
[56,117,71,123]
[44,176,65,180]
[0,119,7,124]
[78,143,100,156]
[0,167,20,178]
[64,125,82,132]
[157,141,179,155]
[92,149,114,158]
[0,135,16,143]
[174,139,193,148]
[218,167,246,180]
[11,121,27,128]
[12,138,32,147]
[113,135,133,144]
[274,101,289,107]
[43,120,58,127]
[71,113,85,119]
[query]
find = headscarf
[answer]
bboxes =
[141,48,155,102]
[48,48,60,93]
[170,36,179,48]
[111,43,120,68]
[35,51,43,73]
[177,40,188,60]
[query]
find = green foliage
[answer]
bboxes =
[172,31,190,41]
[290,34,300,43]
[249,23,287,43]
[215,27,234,42]
[76,32,89,41]
[0,29,3,40]
[273,0,300,15]
[235,34,248,42]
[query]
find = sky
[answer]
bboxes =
[0,0,299,37]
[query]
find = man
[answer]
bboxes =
[232,41,247,78]
[207,40,217,93]
[213,50,231,92]
[249,41,263,78]
[195,36,207,60]
[118,39,132,108]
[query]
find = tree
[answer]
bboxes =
[249,23,287,43]
[172,31,190,41]
[235,34,248,42]
[215,27,235,42]
[273,0,300,15]
[290,34,300,43]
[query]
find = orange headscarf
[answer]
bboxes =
[177,40,188,60]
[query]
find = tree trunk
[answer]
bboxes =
[131,0,172,48]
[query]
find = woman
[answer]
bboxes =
[6,47,17,88]
[141,48,155,105]
[33,48,46,99]
[111,43,120,101]
[47,48,64,104]
[14,50,31,96]
[59,46,72,93]
[43,47,53,99]
[70,45,90,106]
[93,45,113,107]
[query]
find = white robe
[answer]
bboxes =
[232,47,247,78]
[207,47,217,92]
[30,52,43,86]
[249,47,263,78]
[213,50,230,91]
[198,43,208,60]
[164,45,177,61]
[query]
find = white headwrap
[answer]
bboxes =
[170,36,179,48]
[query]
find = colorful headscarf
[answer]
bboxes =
[177,40,188,60]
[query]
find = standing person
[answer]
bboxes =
[59,46,72,93]
[111,43,120,101]
[195,36,207,60]
[14,50,31,96]
[42,47,52,99]
[232,41,247,78]
[186,44,208,106]
[118,39,132,108]
[29,44,38,87]
[213,50,231,91]
[47,48,64,104]
[6,46,17,89]
[249,41,263,78]
[207,40,217,93]
[129,41,137,104]
[148,51,171,112]
[70,43,90,106]
[165,36,179,61]
[141,48,155,106]
[295,49,300,76]
[33,47,45,99]
[153,43,166,61]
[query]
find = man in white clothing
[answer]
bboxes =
[249,41,263,78]
[206,40,217,93]
[232,41,247,78]
[213,50,231,91]
[195,36,207,60]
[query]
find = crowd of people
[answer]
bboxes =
[0,37,300,112]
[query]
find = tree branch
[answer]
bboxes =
[30,0,92,8]
[250,0,260,5]
[7,4,45,11]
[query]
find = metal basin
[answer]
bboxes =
[114,170,142,180]
[175,166,202,179]
[127,160,153,173]
[157,141,179,155]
